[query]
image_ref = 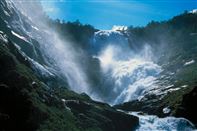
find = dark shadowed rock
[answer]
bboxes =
[175,86,197,127]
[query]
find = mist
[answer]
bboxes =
[12,0,91,94]
[94,42,162,104]
[10,0,192,106]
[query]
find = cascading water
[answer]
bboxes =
[96,45,162,104]
[11,0,162,104]
[11,1,90,94]
[130,112,196,131]
[5,1,197,130]
[38,30,90,94]
[93,29,162,105]
[93,28,196,130]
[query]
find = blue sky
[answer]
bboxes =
[41,0,197,29]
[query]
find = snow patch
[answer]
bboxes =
[165,85,174,89]
[95,30,122,37]
[11,30,29,42]
[3,10,10,17]
[181,85,188,88]
[112,25,128,31]
[168,88,180,92]
[31,25,39,31]
[0,31,8,43]
[14,43,21,50]
[184,60,195,66]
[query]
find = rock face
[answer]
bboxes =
[1,0,197,130]
[64,100,139,131]
[175,86,197,127]
[0,32,139,131]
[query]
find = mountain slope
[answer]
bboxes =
[0,0,197,130]
[0,31,138,131]
[0,0,139,131]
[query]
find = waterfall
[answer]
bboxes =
[6,1,197,130]
[93,29,162,104]
[130,112,196,131]
[96,45,161,104]
[12,0,90,94]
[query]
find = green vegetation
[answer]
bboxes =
[1,0,197,129]
[47,19,97,49]
[0,32,138,131]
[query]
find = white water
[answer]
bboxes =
[94,27,197,129]
[11,0,90,94]
[94,30,162,104]
[5,1,196,130]
[38,30,90,94]
[11,0,162,103]
[130,112,196,131]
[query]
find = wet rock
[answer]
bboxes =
[175,86,197,127]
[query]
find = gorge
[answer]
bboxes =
[0,0,197,130]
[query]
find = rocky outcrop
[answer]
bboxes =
[175,86,197,127]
